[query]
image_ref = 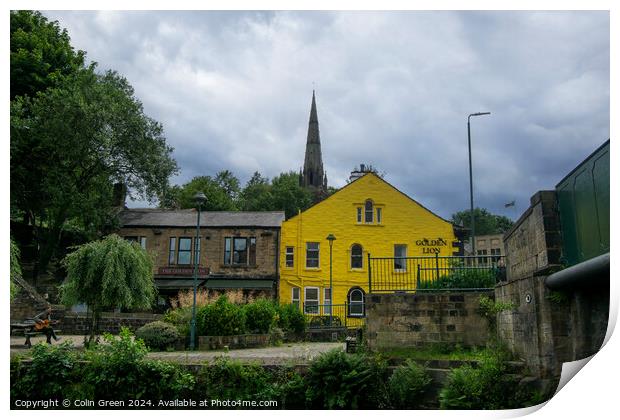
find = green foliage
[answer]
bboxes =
[388,359,432,409]
[163,306,192,336]
[81,328,194,400]
[420,268,496,290]
[135,321,181,351]
[239,172,274,211]
[197,295,246,336]
[271,171,313,219]
[451,207,514,235]
[11,342,78,402]
[305,349,389,409]
[243,299,277,334]
[10,10,85,100]
[197,357,306,408]
[11,63,178,272]
[10,237,22,300]
[60,234,156,342]
[439,349,543,409]
[159,172,239,210]
[276,303,307,334]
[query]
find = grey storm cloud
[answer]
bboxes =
[42,10,610,219]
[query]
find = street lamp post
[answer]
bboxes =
[326,234,336,327]
[190,192,207,351]
[467,112,490,261]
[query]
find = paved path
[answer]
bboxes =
[10,335,343,365]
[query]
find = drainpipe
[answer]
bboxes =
[545,253,609,290]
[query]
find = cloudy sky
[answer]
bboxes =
[42,10,610,220]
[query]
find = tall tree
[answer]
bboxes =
[11,67,178,273]
[160,172,239,211]
[60,234,156,345]
[239,172,274,211]
[271,171,313,219]
[451,208,514,235]
[10,10,85,100]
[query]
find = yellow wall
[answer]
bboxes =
[279,173,458,309]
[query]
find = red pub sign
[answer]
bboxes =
[158,267,210,276]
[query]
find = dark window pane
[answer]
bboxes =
[178,238,192,265]
[286,246,294,267]
[365,200,373,223]
[224,238,231,264]
[168,237,176,265]
[306,242,319,268]
[351,244,363,268]
[233,238,248,264]
[249,237,256,266]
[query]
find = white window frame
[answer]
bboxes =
[304,287,320,314]
[364,200,374,223]
[292,287,300,309]
[356,207,362,223]
[348,289,365,317]
[285,246,295,268]
[351,244,363,269]
[394,244,407,271]
[376,207,382,224]
[306,242,320,268]
[324,287,332,315]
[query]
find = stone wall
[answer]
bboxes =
[117,226,279,279]
[503,191,562,281]
[58,311,162,335]
[365,292,491,350]
[197,334,272,350]
[496,189,609,388]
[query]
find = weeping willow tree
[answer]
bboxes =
[60,234,156,344]
[10,237,22,301]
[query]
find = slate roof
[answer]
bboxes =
[118,209,285,228]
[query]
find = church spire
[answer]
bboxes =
[301,90,327,192]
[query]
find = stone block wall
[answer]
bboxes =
[58,312,162,335]
[503,191,562,281]
[496,189,608,387]
[366,292,491,350]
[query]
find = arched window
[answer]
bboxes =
[364,200,373,223]
[351,244,363,269]
[348,288,365,317]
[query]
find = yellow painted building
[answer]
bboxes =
[279,172,461,321]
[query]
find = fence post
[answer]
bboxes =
[435,252,440,280]
[368,253,372,293]
[417,264,421,289]
[344,301,347,328]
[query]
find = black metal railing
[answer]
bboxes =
[303,303,366,329]
[368,254,506,293]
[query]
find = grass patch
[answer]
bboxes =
[380,344,488,361]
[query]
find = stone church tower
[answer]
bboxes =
[300,91,328,193]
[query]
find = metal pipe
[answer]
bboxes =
[545,253,609,290]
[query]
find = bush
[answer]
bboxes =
[197,357,306,409]
[244,299,277,333]
[277,303,306,334]
[439,349,542,409]
[305,349,389,409]
[197,295,246,336]
[419,268,496,290]
[388,359,432,409]
[163,306,192,336]
[11,342,79,403]
[136,321,181,351]
[81,328,194,401]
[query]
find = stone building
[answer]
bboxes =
[464,233,506,264]
[299,91,328,196]
[117,209,285,305]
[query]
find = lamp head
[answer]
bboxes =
[194,192,207,206]
[326,233,336,244]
